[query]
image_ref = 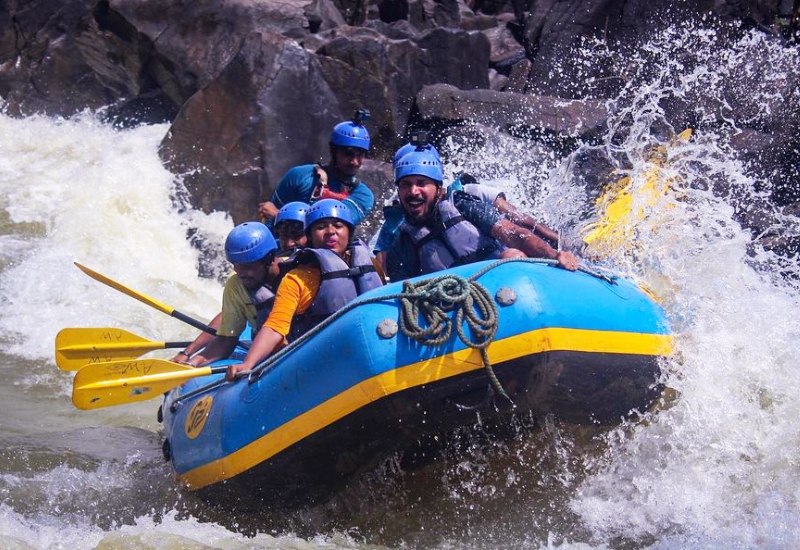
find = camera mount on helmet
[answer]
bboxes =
[353,109,370,126]
[330,109,371,151]
[409,129,430,149]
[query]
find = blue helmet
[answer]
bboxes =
[392,142,441,168]
[225,222,278,264]
[304,199,354,231]
[394,149,443,184]
[275,201,310,227]
[330,110,370,151]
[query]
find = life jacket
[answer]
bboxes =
[398,197,499,274]
[246,284,276,335]
[310,164,356,202]
[287,240,383,340]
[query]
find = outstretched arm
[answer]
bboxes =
[491,219,579,271]
[494,197,560,245]
[171,312,222,364]
[186,334,239,366]
[226,327,284,380]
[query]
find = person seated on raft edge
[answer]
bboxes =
[373,138,562,273]
[256,109,375,228]
[225,198,385,381]
[171,203,310,365]
[384,148,580,282]
[170,222,281,365]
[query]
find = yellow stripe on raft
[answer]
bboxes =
[178,327,672,489]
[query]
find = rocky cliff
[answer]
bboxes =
[1,0,797,244]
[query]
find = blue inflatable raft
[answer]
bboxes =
[160,259,671,505]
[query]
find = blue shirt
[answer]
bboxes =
[270,164,374,226]
[385,192,503,281]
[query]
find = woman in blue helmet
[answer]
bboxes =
[226,199,384,380]
[385,149,580,281]
[176,222,280,366]
[257,110,375,227]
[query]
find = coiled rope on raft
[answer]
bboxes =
[174,259,613,408]
[397,272,512,405]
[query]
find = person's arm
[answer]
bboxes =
[490,219,579,271]
[374,204,403,252]
[226,327,284,380]
[171,312,222,364]
[259,165,313,221]
[493,196,560,245]
[186,335,239,366]
[225,269,316,380]
[257,201,280,221]
[342,182,375,226]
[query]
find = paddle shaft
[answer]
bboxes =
[59,341,192,353]
[81,366,228,390]
[74,262,217,336]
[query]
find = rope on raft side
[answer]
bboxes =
[174,258,612,408]
[397,273,512,406]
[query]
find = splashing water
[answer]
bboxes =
[1,17,800,550]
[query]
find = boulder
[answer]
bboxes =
[0,0,140,116]
[159,31,341,224]
[411,83,608,142]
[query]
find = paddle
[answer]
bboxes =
[580,128,693,252]
[74,262,217,336]
[55,327,192,371]
[72,358,228,410]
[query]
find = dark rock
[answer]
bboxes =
[376,0,410,23]
[316,25,490,156]
[364,19,421,39]
[461,13,501,31]
[102,89,180,127]
[488,68,509,90]
[0,0,141,116]
[505,57,531,92]
[522,0,715,98]
[106,0,343,105]
[331,0,369,25]
[481,18,525,64]
[412,83,608,142]
[159,31,341,225]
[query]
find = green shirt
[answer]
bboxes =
[217,274,258,337]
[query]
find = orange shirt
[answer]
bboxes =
[263,266,321,336]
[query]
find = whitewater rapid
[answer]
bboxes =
[1,20,799,550]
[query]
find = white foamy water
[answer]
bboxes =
[1,19,799,550]
[0,112,232,360]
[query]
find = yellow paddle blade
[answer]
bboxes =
[580,129,693,256]
[74,262,174,315]
[55,328,176,371]
[72,359,217,410]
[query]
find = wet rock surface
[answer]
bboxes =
[1,0,797,235]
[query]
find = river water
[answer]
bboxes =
[1,22,799,550]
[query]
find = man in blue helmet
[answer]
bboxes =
[173,222,280,365]
[257,110,375,228]
[374,133,563,270]
[226,199,384,379]
[385,149,579,281]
